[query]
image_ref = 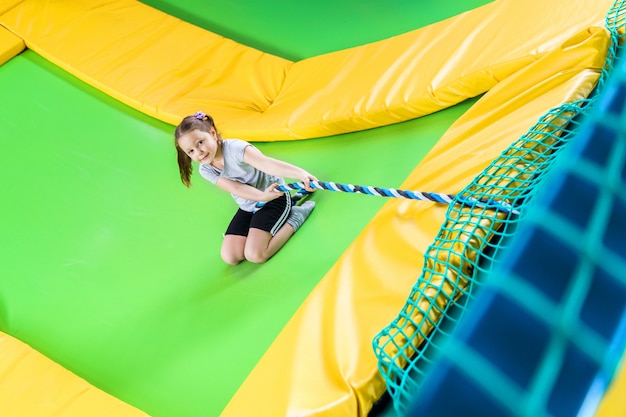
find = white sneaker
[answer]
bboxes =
[287,201,315,232]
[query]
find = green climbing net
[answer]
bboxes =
[372,1,626,414]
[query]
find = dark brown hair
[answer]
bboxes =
[174,113,219,187]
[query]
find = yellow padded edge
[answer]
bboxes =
[0,25,24,66]
[0,331,150,417]
[219,26,612,417]
[595,358,626,417]
[0,0,292,130]
[0,0,615,140]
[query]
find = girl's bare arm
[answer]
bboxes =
[243,146,317,191]
[215,176,283,203]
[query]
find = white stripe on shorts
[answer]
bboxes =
[270,192,291,236]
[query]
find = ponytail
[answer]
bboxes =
[176,144,193,187]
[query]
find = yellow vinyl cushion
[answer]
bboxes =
[0,331,149,417]
[0,25,24,66]
[0,0,614,140]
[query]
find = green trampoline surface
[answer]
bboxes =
[0,1,491,416]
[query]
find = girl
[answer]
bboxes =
[174,111,317,265]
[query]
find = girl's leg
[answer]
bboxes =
[244,224,295,264]
[221,209,253,265]
[244,193,293,263]
[244,200,315,264]
[221,235,247,265]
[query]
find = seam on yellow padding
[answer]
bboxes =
[0,25,24,66]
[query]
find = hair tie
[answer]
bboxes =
[194,111,207,121]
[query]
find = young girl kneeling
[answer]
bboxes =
[174,112,317,265]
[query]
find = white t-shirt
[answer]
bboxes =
[199,139,284,212]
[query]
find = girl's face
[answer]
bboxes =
[177,128,221,164]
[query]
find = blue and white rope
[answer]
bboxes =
[256,180,519,215]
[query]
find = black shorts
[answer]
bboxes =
[225,193,291,237]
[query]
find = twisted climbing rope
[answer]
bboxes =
[257,180,520,215]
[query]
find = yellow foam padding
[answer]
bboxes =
[219,27,611,416]
[0,0,22,15]
[0,0,615,140]
[0,0,25,66]
[0,331,150,417]
[0,0,291,130]
[595,358,626,417]
[0,25,24,66]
